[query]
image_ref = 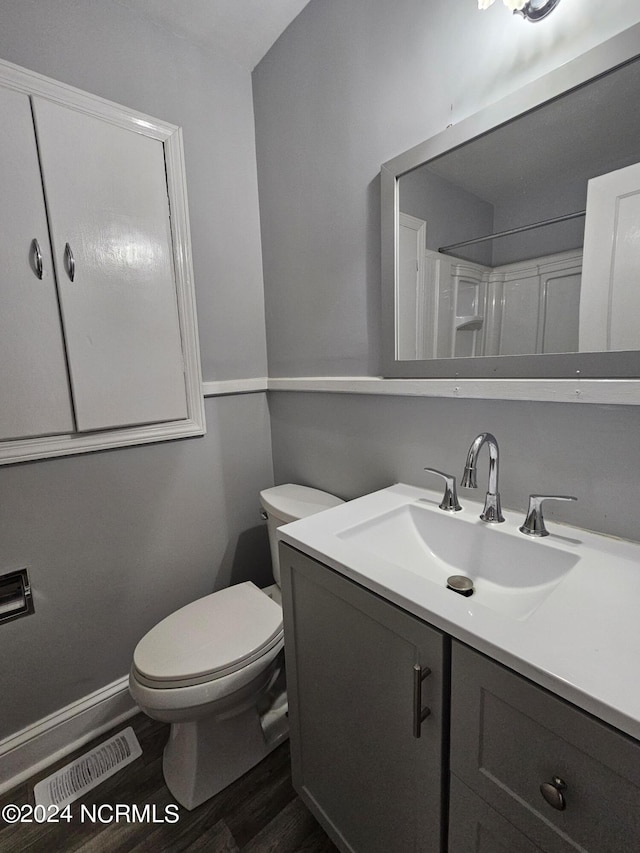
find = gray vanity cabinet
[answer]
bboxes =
[449,642,640,853]
[280,544,448,853]
[448,775,544,853]
[281,544,640,853]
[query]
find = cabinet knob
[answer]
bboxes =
[540,776,567,811]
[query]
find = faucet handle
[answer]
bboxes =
[424,468,462,512]
[519,494,577,537]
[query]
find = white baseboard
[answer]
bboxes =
[0,676,139,796]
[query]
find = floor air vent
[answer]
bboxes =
[33,727,142,808]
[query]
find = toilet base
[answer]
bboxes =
[162,700,288,810]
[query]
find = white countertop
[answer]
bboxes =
[278,482,640,742]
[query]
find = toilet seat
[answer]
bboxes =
[132,582,283,689]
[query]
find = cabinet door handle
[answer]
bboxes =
[540,776,567,811]
[32,238,43,279]
[65,242,75,282]
[413,664,431,738]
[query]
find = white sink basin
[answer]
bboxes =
[278,482,640,741]
[336,499,579,620]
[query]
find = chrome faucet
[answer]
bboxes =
[461,432,504,523]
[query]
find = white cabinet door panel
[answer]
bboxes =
[580,161,640,353]
[32,97,188,432]
[0,86,75,440]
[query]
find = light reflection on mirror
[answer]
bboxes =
[393,55,640,366]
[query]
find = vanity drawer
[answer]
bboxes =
[449,775,543,853]
[450,641,640,853]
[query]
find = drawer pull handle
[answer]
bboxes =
[540,776,567,811]
[413,664,431,738]
[32,238,44,279]
[65,242,75,282]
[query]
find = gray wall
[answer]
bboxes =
[2,395,274,738]
[254,0,640,541]
[400,168,494,267]
[269,392,640,543]
[0,0,273,741]
[254,0,640,379]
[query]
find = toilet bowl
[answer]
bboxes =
[129,484,343,810]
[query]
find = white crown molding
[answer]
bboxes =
[0,58,175,139]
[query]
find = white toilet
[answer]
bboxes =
[129,484,343,810]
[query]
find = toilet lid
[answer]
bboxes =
[133,582,283,687]
[260,484,344,523]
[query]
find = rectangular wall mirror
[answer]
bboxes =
[381,25,640,379]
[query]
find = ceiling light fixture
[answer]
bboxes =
[478,0,562,22]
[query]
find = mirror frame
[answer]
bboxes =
[381,24,640,380]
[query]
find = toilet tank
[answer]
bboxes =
[259,484,344,586]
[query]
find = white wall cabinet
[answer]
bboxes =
[0,85,75,441]
[0,60,204,463]
[32,97,188,432]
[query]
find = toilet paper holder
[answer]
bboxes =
[0,568,35,624]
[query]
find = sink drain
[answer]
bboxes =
[447,575,474,597]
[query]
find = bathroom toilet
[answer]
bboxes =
[129,484,343,810]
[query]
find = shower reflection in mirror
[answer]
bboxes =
[392,56,640,364]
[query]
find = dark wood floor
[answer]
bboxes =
[1,714,340,852]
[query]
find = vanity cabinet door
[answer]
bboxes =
[32,96,188,432]
[450,641,640,853]
[280,544,447,853]
[449,776,543,853]
[0,85,75,440]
